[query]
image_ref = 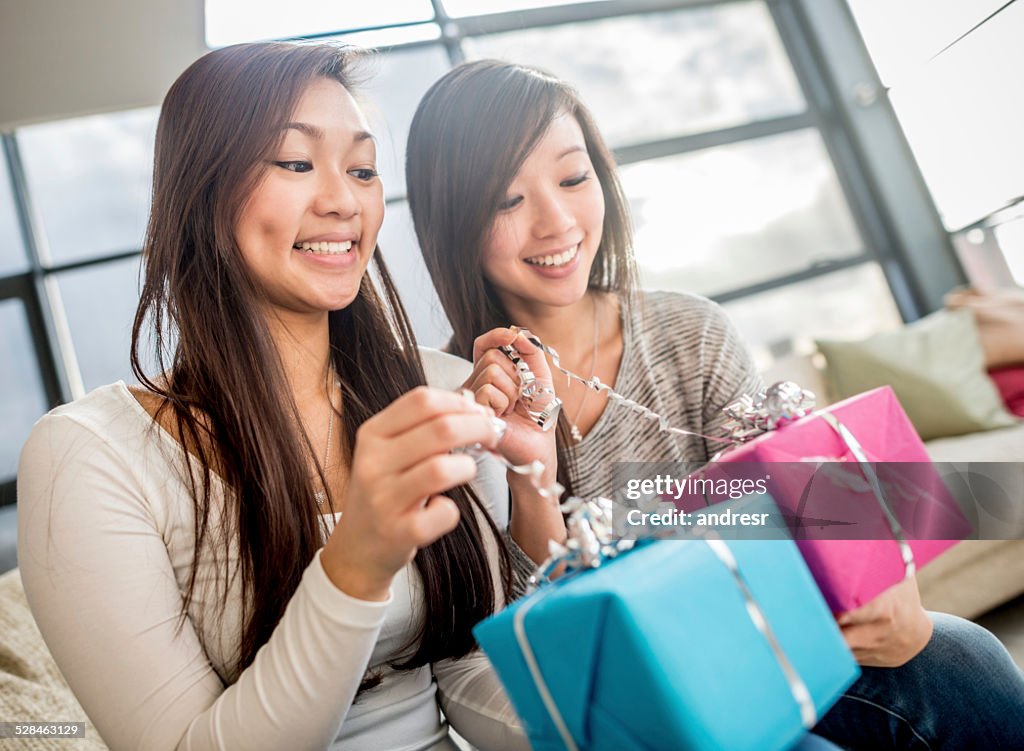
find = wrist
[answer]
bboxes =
[320,545,393,602]
[508,469,560,501]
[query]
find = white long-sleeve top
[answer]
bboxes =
[17,348,528,751]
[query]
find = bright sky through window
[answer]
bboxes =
[442,0,610,18]
[204,0,435,47]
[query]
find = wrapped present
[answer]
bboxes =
[474,497,859,751]
[691,385,972,613]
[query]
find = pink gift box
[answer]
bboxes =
[681,386,971,614]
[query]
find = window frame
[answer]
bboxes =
[0,0,968,501]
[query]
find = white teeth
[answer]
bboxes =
[525,245,578,268]
[293,240,354,255]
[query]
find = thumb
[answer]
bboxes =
[512,329,556,382]
[415,495,461,545]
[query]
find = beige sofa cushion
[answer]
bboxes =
[816,309,1018,440]
[0,569,106,750]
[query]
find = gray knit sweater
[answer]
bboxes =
[568,290,763,500]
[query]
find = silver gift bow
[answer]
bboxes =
[722,380,816,442]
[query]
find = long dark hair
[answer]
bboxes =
[131,42,511,685]
[406,59,638,496]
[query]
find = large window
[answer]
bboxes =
[2,0,953,501]
[847,0,1023,285]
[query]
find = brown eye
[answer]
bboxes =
[274,161,313,173]
[349,168,379,181]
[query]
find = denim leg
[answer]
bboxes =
[791,733,844,751]
[812,612,1024,750]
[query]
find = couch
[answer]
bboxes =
[0,567,105,748]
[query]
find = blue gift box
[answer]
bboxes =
[474,499,859,751]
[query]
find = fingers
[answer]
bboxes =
[468,357,520,416]
[506,329,555,383]
[841,621,886,653]
[841,619,927,668]
[836,600,884,627]
[473,328,520,363]
[391,454,479,509]
[474,383,512,416]
[388,412,507,475]
[362,386,486,440]
[390,495,461,550]
[472,327,554,383]
[836,577,917,627]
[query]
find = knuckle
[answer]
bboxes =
[410,384,433,407]
[483,363,507,382]
[433,416,461,445]
[424,457,453,488]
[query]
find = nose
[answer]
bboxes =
[530,188,575,239]
[313,167,360,218]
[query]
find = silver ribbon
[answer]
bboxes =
[818,412,916,579]
[513,588,580,751]
[513,328,734,447]
[700,532,817,728]
[722,381,816,442]
[499,342,563,431]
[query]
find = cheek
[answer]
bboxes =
[584,185,606,234]
[360,187,386,246]
[484,216,525,268]
[236,181,295,245]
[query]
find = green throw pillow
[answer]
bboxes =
[816,309,1018,441]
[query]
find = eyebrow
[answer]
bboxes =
[283,122,376,145]
[558,145,587,159]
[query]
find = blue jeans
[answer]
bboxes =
[807,612,1024,750]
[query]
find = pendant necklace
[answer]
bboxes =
[315,373,341,507]
[570,297,601,444]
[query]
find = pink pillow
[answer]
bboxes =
[988,366,1024,416]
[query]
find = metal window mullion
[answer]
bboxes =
[0,478,14,508]
[767,0,923,322]
[1,134,75,408]
[785,0,965,313]
[612,111,816,167]
[451,0,742,38]
[710,255,874,305]
[37,248,142,277]
[430,0,466,66]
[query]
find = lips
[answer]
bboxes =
[523,244,579,268]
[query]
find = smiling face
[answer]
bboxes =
[234,77,384,319]
[481,112,606,317]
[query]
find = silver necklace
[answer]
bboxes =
[570,297,601,443]
[315,373,340,507]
